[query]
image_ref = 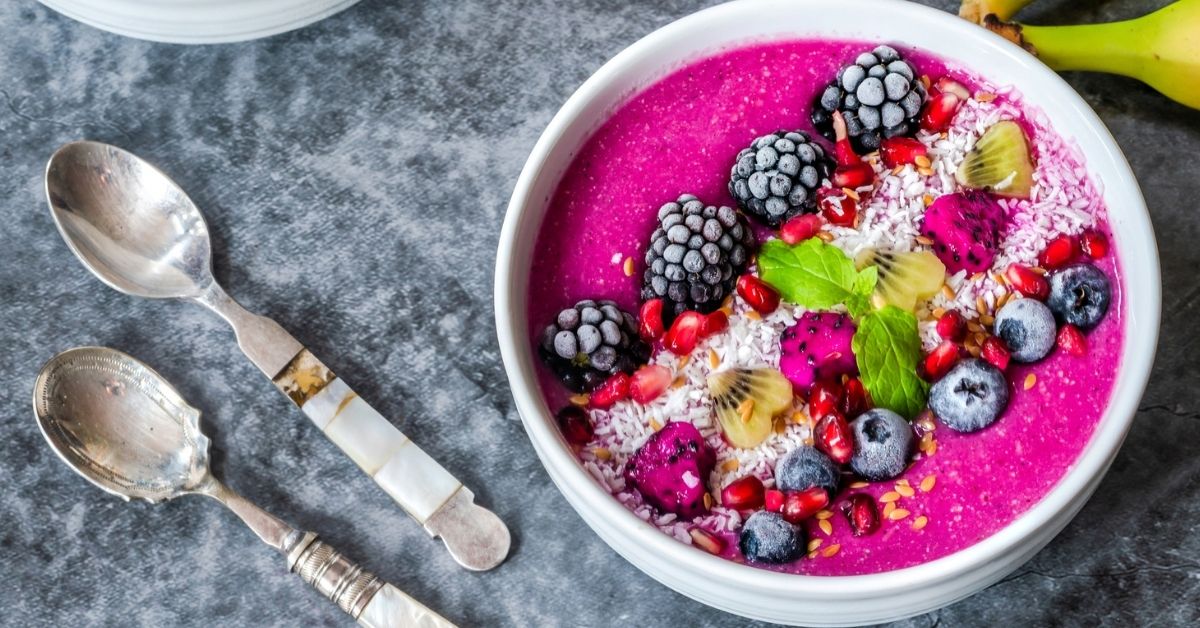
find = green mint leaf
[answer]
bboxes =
[852,306,929,419]
[852,265,877,297]
[845,293,873,320]
[758,238,859,310]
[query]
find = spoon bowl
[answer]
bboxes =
[45,141,213,299]
[33,346,211,502]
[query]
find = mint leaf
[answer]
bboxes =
[845,293,873,320]
[852,306,929,419]
[851,265,878,297]
[759,238,860,310]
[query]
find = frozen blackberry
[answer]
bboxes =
[641,194,755,320]
[539,300,650,393]
[811,45,927,153]
[728,131,834,227]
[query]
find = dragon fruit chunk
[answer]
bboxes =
[779,312,858,393]
[920,191,1008,274]
[624,422,716,519]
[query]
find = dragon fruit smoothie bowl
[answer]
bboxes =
[496,1,1159,624]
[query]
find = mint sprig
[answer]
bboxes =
[851,306,929,419]
[758,239,876,312]
[758,237,928,419]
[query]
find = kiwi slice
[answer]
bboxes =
[708,368,794,449]
[856,249,946,311]
[955,120,1034,198]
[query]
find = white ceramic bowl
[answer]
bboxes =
[495,0,1160,624]
[36,0,359,44]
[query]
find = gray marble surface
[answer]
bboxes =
[1,0,1197,626]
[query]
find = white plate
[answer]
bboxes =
[37,0,360,44]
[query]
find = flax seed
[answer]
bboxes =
[915,155,932,169]
[888,508,911,521]
[931,307,947,319]
[979,314,995,326]
[976,295,989,315]
[623,256,635,277]
[744,310,762,320]
[849,481,869,489]
[677,354,690,369]
[896,484,915,498]
[721,459,740,472]
[816,510,834,520]
[924,194,934,207]
[821,543,841,557]
[883,501,896,517]
[570,394,590,406]
[976,91,996,102]
[844,187,861,201]
[1024,373,1037,390]
[920,475,937,492]
[593,447,612,460]
[911,515,929,530]
[649,417,662,431]
[704,493,713,510]
[819,519,833,536]
[708,349,720,369]
[918,166,935,177]
[915,235,934,246]
[808,538,823,552]
[817,231,835,243]
[941,284,956,300]
[880,491,901,503]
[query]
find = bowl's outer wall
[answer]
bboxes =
[495,0,1160,624]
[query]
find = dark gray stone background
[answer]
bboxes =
[1,0,1196,626]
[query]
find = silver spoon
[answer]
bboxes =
[34,346,456,628]
[44,141,509,571]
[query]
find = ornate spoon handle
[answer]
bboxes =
[289,533,456,628]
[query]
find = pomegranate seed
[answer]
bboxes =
[663,310,705,354]
[638,298,665,342]
[768,489,787,513]
[688,527,726,555]
[920,91,961,133]
[629,364,672,404]
[1005,263,1050,300]
[702,310,729,337]
[590,372,630,409]
[831,162,874,190]
[1080,229,1109,259]
[934,76,971,100]
[782,487,829,524]
[820,192,860,226]
[831,111,861,167]
[1039,235,1079,269]
[808,379,843,419]
[879,137,928,168]
[1057,324,1087,356]
[556,405,593,446]
[720,475,765,511]
[844,493,880,536]
[779,213,824,245]
[736,274,781,314]
[936,310,967,342]
[814,411,854,465]
[981,336,1011,371]
[923,341,961,381]
[841,377,868,418]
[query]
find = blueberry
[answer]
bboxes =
[849,409,914,481]
[774,446,839,495]
[993,298,1057,363]
[739,511,803,564]
[929,358,1010,433]
[1048,264,1111,330]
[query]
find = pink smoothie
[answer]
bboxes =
[527,39,1124,575]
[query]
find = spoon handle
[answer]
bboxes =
[288,533,457,628]
[196,285,510,571]
[273,349,510,572]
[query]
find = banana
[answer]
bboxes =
[976,0,1200,110]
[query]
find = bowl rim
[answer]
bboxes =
[495,0,1160,598]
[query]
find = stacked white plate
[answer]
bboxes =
[37,0,360,44]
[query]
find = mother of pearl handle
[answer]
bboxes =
[275,350,511,571]
[288,533,456,628]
